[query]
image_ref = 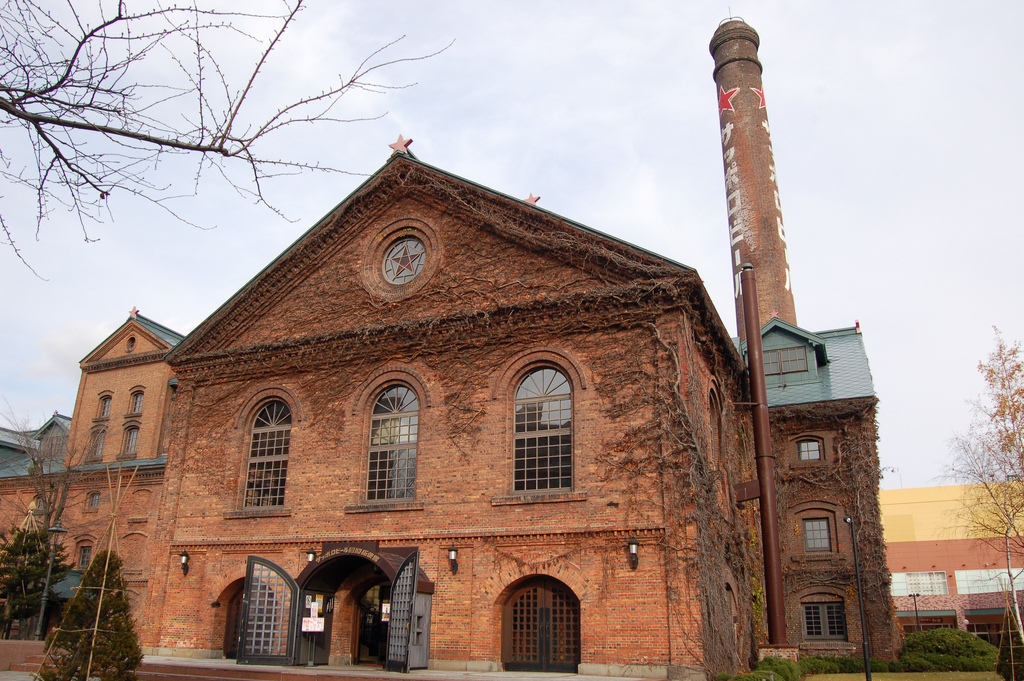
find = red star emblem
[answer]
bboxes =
[129,306,138,318]
[751,87,766,109]
[388,135,413,154]
[718,87,739,114]
[526,194,540,204]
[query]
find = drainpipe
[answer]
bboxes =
[741,264,787,645]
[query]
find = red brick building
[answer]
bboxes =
[102,150,760,679]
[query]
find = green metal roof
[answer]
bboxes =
[897,610,956,617]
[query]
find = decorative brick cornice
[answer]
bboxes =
[83,350,169,373]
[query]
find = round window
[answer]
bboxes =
[125,336,136,352]
[382,238,427,285]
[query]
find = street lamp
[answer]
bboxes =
[844,516,872,681]
[909,592,922,632]
[34,521,68,641]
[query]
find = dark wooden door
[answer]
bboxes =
[503,577,580,672]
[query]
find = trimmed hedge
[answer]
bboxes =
[755,657,801,681]
[902,628,998,672]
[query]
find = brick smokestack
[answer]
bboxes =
[710,20,796,341]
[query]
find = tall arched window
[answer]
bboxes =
[244,401,291,507]
[121,427,139,458]
[514,368,572,492]
[367,385,418,500]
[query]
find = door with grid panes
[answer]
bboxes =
[237,556,300,665]
[503,577,580,672]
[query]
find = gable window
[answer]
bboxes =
[514,368,572,492]
[798,440,822,461]
[244,401,291,507]
[88,492,100,509]
[78,545,93,570]
[99,396,112,418]
[122,427,139,458]
[803,517,831,552]
[803,601,847,640]
[764,347,807,375]
[129,391,144,414]
[367,385,418,500]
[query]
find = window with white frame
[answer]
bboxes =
[890,571,949,596]
[797,439,822,461]
[954,568,1024,595]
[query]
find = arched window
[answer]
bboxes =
[514,368,572,492]
[90,431,105,461]
[244,401,291,507]
[78,544,93,570]
[122,427,139,458]
[367,385,418,500]
[129,391,144,414]
[98,396,112,418]
[87,492,100,509]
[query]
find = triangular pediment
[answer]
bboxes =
[170,154,700,362]
[82,314,183,369]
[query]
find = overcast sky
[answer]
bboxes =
[3,2,1022,490]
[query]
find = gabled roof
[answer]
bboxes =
[763,325,874,407]
[759,317,829,365]
[81,313,184,364]
[33,413,71,438]
[169,151,713,361]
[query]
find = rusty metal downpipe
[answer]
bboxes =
[741,264,788,646]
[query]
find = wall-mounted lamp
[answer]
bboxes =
[448,546,459,575]
[306,549,316,563]
[179,550,189,576]
[627,537,639,570]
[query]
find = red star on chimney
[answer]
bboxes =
[388,135,413,154]
[750,87,767,109]
[718,86,739,114]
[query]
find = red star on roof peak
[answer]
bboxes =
[388,135,413,154]
[751,87,767,109]
[718,86,740,114]
[526,194,540,204]
[129,306,138,319]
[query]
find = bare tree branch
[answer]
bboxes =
[0,0,450,268]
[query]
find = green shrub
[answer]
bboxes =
[833,656,864,673]
[888,659,904,673]
[798,656,840,676]
[903,627,999,659]
[870,658,890,673]
[733,672,772,681]
[715,673,732,681]
[899,654,936,672]
[755,656,800,681]
[998,615,1024,681]
[899,627,998,673]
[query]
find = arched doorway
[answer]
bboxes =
[502,576,580,673]
[218,579,245,659]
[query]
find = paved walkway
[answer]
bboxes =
[1,655,658,681]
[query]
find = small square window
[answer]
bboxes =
[798,440,821,461]
[803,518,831,552]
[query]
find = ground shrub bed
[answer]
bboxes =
[796,628,998,677]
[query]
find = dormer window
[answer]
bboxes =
[764,347,807,375]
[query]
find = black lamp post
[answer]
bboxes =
[844,516,872,681]
[34,521,68,641]
[909,592,922,632]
